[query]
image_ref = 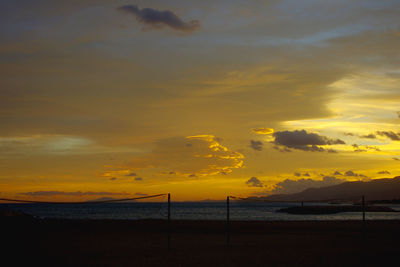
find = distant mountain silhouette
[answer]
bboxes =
[253,176,400,202]
[86,197,136,203]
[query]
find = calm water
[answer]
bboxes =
[2,202,400,221]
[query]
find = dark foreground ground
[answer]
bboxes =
[2,216,400,266]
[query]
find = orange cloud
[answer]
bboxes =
[104,135,244,178]
[251,127,274,135]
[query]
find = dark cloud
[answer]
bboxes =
[188,174,197,178]
[393,157,400,161]
[249,140,263,151]
[134,177,143,181]
[109,177,117,181]
[118,5,200,33]
[135,192,148,196]
[352,144,380,152]
[344,170,368,178]
[161,171,176,175]
[376,131,400,141]
[294,172,310,177]
[360,134,376,139]
[246,177,263,187]
[333,171,342,176]
[20,191,129,196]
[345,170,358,177]
[397,111,400,119]
[377,170,390,175]
[352,144,366,152]
[125,172,137,177]
[366,145,380,151]
[344,132,376,139]
[270,176,345,194]
[273,130,345,152]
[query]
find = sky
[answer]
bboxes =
[1,0,400,201]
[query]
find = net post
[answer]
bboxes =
[362,195,365,222]
[362,195,366,240]
[227,196,230,247]
[168,193,171,251]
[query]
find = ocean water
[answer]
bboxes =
[2,202,400,221]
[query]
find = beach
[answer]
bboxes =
[2,216,400,266]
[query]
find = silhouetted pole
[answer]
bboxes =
[227,196,230,247]
[362,195,366,239]
[301,201,304,207]
[362,195,365,222]
[168,193,171,250]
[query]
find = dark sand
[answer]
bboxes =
[2,217,400,266]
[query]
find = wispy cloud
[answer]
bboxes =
[352,144,380,152]
[0,135,139,156]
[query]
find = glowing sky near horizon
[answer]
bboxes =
[1,0,400,201]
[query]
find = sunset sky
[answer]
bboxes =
[1,0,400,201]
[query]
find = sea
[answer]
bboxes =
[2,201,400,221]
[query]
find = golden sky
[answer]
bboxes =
[1,0,400,201]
